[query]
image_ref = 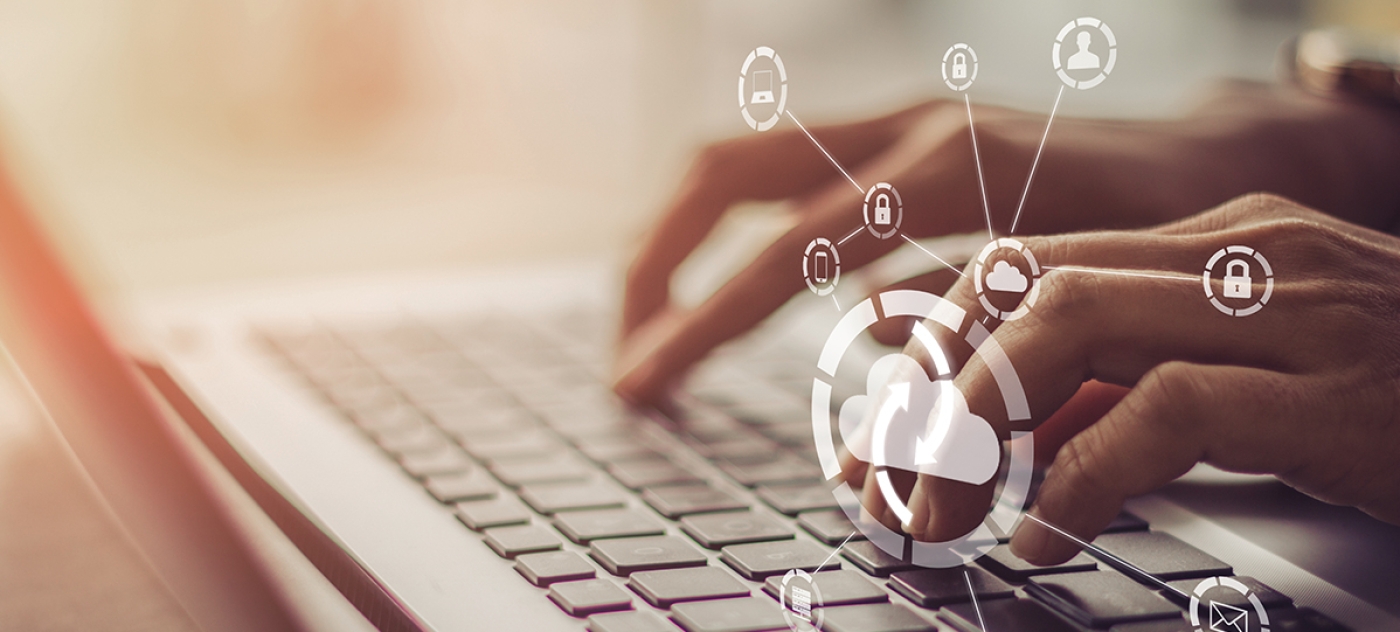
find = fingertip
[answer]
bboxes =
[1009,511,1082,566]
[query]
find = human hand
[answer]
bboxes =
[862,193,1400,566]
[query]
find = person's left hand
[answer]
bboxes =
[839,193,1400,565]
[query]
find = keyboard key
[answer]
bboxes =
[796,511,866,546]
[681,512,794,549]
[887,567,1015,608]
[819,603,935,632]
[549,579,634,617]
[754,483,838,516]
[577,437,664,464]
[670,597,787,632]
[554,509,667,544]
[718,456,823,487]
[694,439,780,465]
[976,544,1097,582]
[1092,532,1232,581]
[1267,608,1352,632]
[1106,618,1192,632]
[489,456,592,487]
[643,485,748,519]
[1160,576,1292,609]
[455,498,530,530]
[397,446,473,478]
[373,425,451,455]
[841,541,916,577]
[590,536,708,576]
[609,459,703,490]
[762,570,887,607]
[627,567,751,607]
[1104,511,1150,533]
[940,598,1081,632]
[720,540,831,581]
[515,550,597,586]
[423,470,497,503]
[521,481,627,514]
[587,610,679,632]
[1027,571,1183,627]
[483,524,561,558]
[458,430,566,460]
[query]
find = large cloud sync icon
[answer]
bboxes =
[838,354,1000,485]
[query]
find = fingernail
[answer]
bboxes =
[1010,514,1051,562]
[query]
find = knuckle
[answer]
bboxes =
[1131,362,1208,433]
[1035,267,1103,323]
[1053,429,1120,499]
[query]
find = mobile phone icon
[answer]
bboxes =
[814,251,829,283]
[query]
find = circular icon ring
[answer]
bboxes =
[803,238,841,296]
[778,569,822,631]
[942,43,978,91]
[1203,246,1272,317]
[738,47,788,132]
[973,238,1041,321]
[862,182,903,240]
[1052,17,1116,90]
[811,290,1034,568]
[1189,576,1270,632]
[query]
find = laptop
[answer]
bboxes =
[1,153,1398,631]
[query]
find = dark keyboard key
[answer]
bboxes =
[1028,571,1183,627]
[819,603,935,632]
[521,481,627,514]
[548,579,634,617]
[643,485,748,519]
[887,567,1015,607]
[397,446,473,478]
[720,540,831,581]
[554,509,667,544]
[590,536,708,576]
[694,439,780,465]
[796,511,867,546]
[841,541,916,577]
[756,423,815,448]
[681,512,794,549]
[1104,512,1150,533]
[423,470,497,503]
[1093,532,1232,581]
[1268,608,1352,632]
[515,550,597,586]
[1161,575,1292,609]
[1106,618,1192,632]
[609,459,703,489]
[483,524,561,558]
[670,597,787,632]
[762,569,887,607]
[627,566,751,607]
[976,544,1097,582]
[941,598,1082,632]
[489,456,592,487]
[718,456,823,487]
[754,483,838,516]
[454,498,530,530]
[587,610,678,632]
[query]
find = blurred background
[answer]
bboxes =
[0,0,1395,294]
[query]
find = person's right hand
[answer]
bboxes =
[614,83,1400,406]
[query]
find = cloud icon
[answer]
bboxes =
[838,354,1000,485]
[984,260,1028,293]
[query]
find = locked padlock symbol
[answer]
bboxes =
[952,53,967,80]
[874,193,892,225]
[1223,260,1251,299]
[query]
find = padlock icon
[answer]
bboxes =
[952,53,967,80]
[874,193,892,225]
[1223,260,1251,299]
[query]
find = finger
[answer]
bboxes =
[1010,362,1305,564]
[621,107,928,337]
[1033,380,1129,467]
[865,268,965,347]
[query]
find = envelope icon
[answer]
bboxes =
[1209,600,1249,632]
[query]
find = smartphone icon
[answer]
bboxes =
[814,251,829,283]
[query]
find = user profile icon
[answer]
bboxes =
[862,182,903,240]
[739,47,788,131]
[941,43,978,91]
[1053,17,1117,90]
[803,238,840,296]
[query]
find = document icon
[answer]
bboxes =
[1209,600,1248,632]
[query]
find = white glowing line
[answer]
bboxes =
[1010,85,1065,235]
[965,94,994,241]
[900,234,968,278]
[786,110,864,195]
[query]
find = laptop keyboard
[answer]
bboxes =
[259,312,1350,631]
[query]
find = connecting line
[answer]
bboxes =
[965,94,995,242]
[900,234,968,278]
[814,531,857,573]
[1042,265,1199,283]
[831,294,841,312]
[963,569,989,632]
[786,110,865,195]
[1009,85,1065,235]
[1023,514,1191,602]
[837,224,865,246]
